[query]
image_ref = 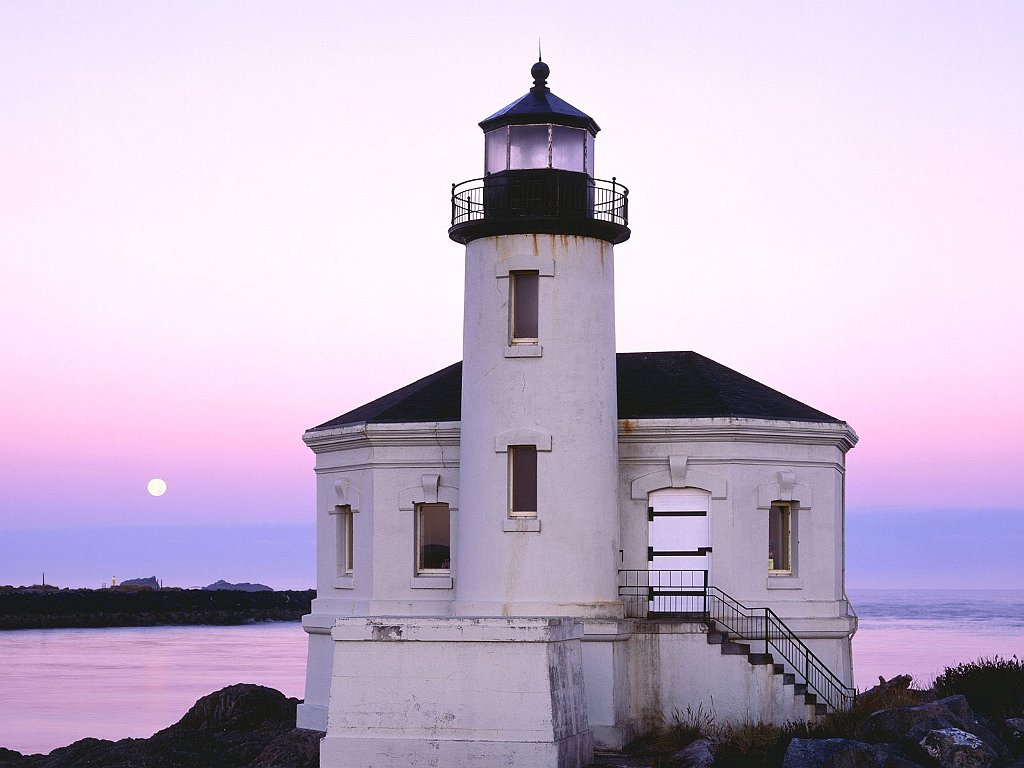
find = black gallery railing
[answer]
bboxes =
[619,569,855,713]
[451,175,628,228]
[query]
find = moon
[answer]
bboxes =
[147,478,167,497]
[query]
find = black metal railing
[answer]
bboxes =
[618,569,856,713]
[451,174,628,228]
[619,569,708,618]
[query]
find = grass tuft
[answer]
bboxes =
[932,655,1024,720]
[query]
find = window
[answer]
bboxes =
[768,502,793,574]
[335,505,353,576]
[416,503,451,574]
[509,445,538,517]
[510,271,539,343]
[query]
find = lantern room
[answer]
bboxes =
[449,59,630,245]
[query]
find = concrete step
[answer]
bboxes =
[793,683,807,695]
[720,641,750,655]
[706,631,726,645]
[747,652,773,665]
[782,673,796,686]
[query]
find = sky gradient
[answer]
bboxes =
[2,2,1022,589]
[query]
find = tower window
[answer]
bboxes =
[509,445,538,517]
[335,504,353,576]
[510,271,539,343]
[768,502,793,574]
[416,503,451,573]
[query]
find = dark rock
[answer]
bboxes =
[1005,718,1024,755]
[0,686,318,768]
[250,728,322,767]
[782,738,923,768]
[855,695,1007,759]
[203,580,273,592]
[165,684,296,732]
[918,727,997,768]
[666,737,716,768]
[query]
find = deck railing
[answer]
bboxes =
[618,569,856,713]
[451,175,628,227]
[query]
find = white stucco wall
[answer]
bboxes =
[299,414,858,732]
[457,233,622,618]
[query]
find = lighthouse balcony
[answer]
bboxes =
[449,170,630,245]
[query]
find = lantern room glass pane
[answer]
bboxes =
[551,126,586,172]
[509,124,550,169]
[485,128,507,174]
[585,131,595,176]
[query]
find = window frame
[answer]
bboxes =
[509,270,540,345]
[335,504,353,576]
[508,445,539,518]
[415,502,452,575]
[768,501,794,575]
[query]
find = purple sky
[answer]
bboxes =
[2,3,1022,588]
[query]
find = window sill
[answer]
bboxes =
[503,518,541,532]
[766,577,802,590]
[505,345,542,358]
[410,576,453,590]
[333,575,354,590]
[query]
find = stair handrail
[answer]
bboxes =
[706,586,855,713]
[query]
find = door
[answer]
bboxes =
[646,489,711,615]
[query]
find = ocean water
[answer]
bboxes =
[0,622,307,756]
[1,591,1022,755]
[849,588,1024,689]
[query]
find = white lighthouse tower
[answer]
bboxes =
[451,59,630,618]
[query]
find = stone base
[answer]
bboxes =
[321,732,593,768]
[321,616,593,768]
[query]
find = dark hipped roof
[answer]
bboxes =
[479,89,600,134]
[310,352,840,432]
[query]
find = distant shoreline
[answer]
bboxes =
[0,588,315,630]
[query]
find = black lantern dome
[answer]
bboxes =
[449,61,629,245]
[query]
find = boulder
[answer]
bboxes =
[666,737,716,768]
[918,728,997,768]
[250,729,323,768]
[166,684,295,732]
[855,695,1006,759]
[782,738,923,768]
[1005,718,1024,755]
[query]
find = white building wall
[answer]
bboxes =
[456,233,622,618]
[299,415,858,732]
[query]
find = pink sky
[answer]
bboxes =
[2,2,1022,547]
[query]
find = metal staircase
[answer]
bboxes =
[618,569,855,714]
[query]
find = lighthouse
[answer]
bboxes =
[303,56,859,768]
[451,59,629,618]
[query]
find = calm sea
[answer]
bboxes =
[1,591,1022,755]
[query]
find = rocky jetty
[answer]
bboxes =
[0,684,321,768]
[0,587,314,629]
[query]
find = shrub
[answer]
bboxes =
[933,655,1024,720]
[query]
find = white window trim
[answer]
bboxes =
[399,475,459,590]
[494,429,551,531]
[415,502,452,576]
[328,503,356,590]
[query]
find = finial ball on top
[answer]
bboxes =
[531,60,550,87]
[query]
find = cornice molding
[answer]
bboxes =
[303,422,461,454]
[617,418,858,451]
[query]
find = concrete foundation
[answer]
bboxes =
[320,616,594,768]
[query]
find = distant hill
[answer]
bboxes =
[202,580,272,592]
[121,576,160,589]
